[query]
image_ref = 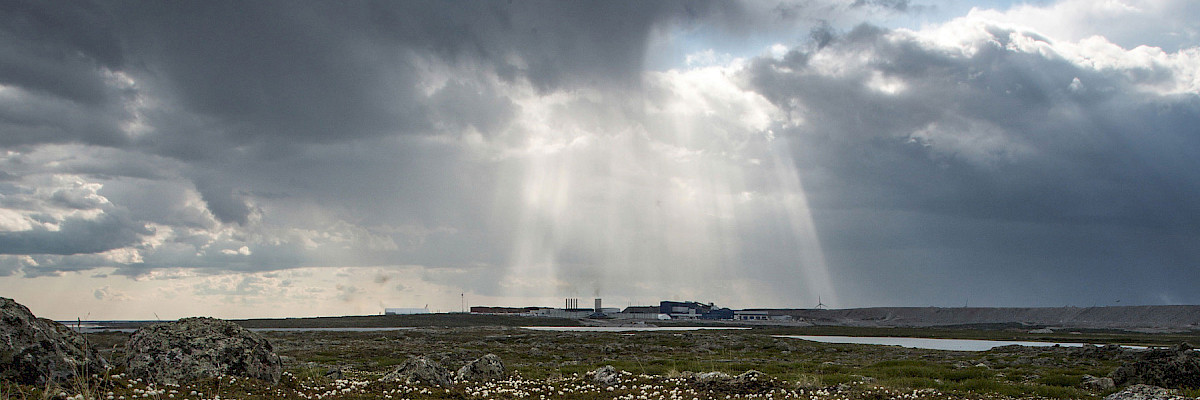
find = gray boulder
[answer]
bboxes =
[591,365,620,386]
[456,354,504,382]
[381,356,452,386]
[1103,384,1185,400]
[0,297,107,385]
[124,317,282,385]
[1082,374,1116,391]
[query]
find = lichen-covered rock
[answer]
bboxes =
[691,369,783,394]
[381,356,452,386]
[124,317,281,385]
[0,297,107,385]
[689,371,731,382]
[1082,374,1116,391]
[1110,343,1200,389]
[456,354,504,382]
[590,365,620,386]
[1103,384,1185,400]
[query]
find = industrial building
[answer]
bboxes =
[658,301,732,319]
[467,298,790,322]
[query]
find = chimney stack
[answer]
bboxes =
[595,298,602,313]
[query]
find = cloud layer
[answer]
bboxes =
[1,0,1198,318]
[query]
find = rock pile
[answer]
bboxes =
[0,297,107,385]
[456,354,505,382]
[124,317,282,385]
[1109,343,1200,389]
[381,356,453,387]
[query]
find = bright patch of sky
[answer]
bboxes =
[647,0,1034,71]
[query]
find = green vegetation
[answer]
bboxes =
[6,325,1196,399]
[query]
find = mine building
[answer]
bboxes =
[617,305,664,319]
[659,301,735,320]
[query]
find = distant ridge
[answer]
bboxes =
[750,305,1200,331]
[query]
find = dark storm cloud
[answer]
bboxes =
[0,0,123,104]
[2,0,735,152]
[114,0,732,152]
[0,212,151,255]
[0,0,133,147]
[740,22,1200,305]
[192,175,252,226]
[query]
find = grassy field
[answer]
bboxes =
[25,324,1191,400]
[96,312,1200,349]
[8,314,1200,400]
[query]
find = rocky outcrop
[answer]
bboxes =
[0,297,107,385]
[590,365,620,386]
[1103,384,1186,400]
[455,354,504,382]
[124,317,282,385]
[1110,343,1200,389]
[1074,344,1133,361]
[381,356,452,386]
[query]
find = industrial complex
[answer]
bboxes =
[467,299,791,321]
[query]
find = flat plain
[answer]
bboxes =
[7,314,1194,400]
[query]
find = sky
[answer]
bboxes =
[1,0,1198,320]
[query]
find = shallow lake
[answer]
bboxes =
[776,335,1142,351]
[522,326,751,332]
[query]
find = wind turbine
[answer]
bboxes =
[815,296,827,309]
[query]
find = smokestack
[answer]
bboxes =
[595,298,602,313]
